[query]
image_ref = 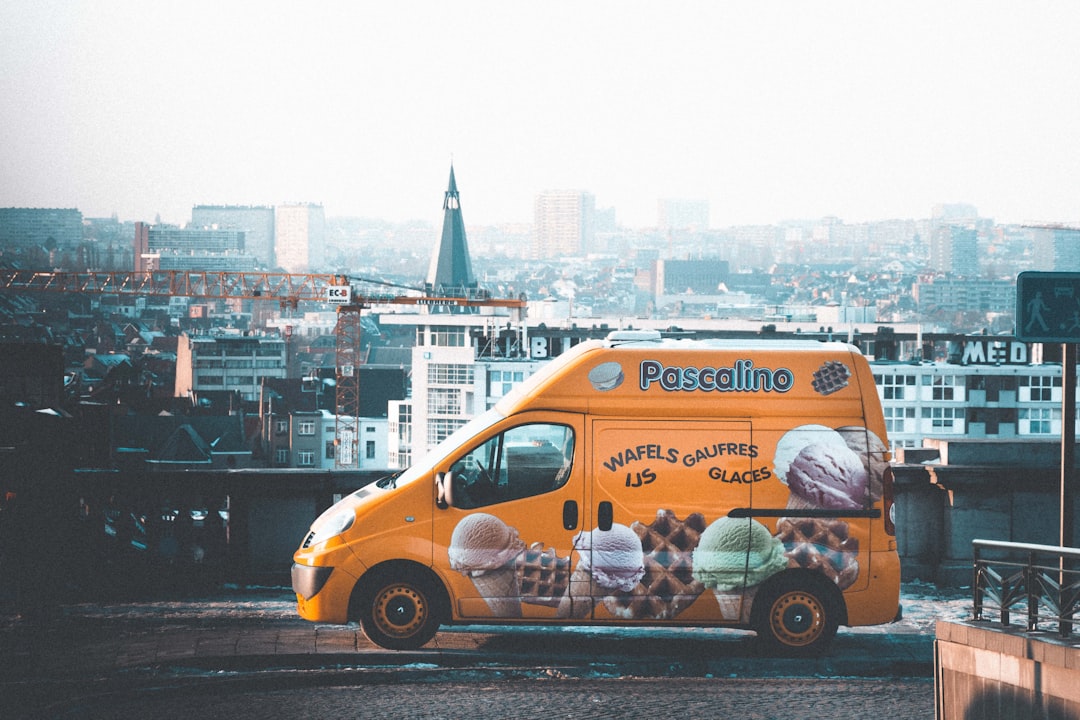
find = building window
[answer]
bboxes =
[883,406,915,434]
[1021,407,1057,434]
[297,451,315,467]
[428,418,467,446]
[489,369,525,398]
[875,373,914,401]
[1028,376,1058,402]
[275,420,288,435]
[429,325,466,347]
[326,440,335,459]
[928,375,956,401]
[428,388,462,415]
[297,421,316,435]
[366,440,376,459]
[429,363,474,385]
[922,406,960,430]
[275,449,289,465]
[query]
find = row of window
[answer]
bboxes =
[428,363,474,385]
[275,420,378,437]
[875,373,1062,402]
[883,405,1061,434]
[275,440,378,466]
[417,326,467,347]
[194,359,282,369]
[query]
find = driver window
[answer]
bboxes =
[449,423,574,509]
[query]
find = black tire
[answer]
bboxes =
[752,574,840,657]
[356,569,443,650]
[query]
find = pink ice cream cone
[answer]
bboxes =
[448,513,526,618]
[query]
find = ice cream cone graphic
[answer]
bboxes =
[557,567,598,619]
[712,585,758,623]
[693,517,787,624]
[785,493,817,511]
[469,567,523,617]
[557,524,645,619]
[448,513,526,618]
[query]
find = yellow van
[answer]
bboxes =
[292,331,900,656]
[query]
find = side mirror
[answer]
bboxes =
[435,472,453,509]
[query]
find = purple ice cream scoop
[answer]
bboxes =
[786,442,869,510]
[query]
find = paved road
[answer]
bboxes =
[2,584,965,719]
[46,676,935,719]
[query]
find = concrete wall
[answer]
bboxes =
[893,439,1080,587]
[935,621,1080,719]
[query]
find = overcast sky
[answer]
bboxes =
[2,1,1079,229]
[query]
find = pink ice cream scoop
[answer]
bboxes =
[448,513,525,577]
[786,442,869,510]
[573,523,645,592]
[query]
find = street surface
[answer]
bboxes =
[48,677,935,720]
[2,582,966,719]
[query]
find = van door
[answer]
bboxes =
[575,419,764,623]
[433,413,586,620]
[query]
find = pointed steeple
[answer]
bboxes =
[426,164,476,293]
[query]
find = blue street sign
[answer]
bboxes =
[1016,271,1080,343]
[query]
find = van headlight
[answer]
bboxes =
[306,508,355,546]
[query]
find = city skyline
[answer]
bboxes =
[2,2,1079,229]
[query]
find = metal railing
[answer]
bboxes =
[972,539,1080,638]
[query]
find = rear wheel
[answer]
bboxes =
[752,575,840,657]
[357,570,443,650]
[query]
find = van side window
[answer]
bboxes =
[449,424,574,509]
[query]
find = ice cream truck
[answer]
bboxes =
[292,331,900,656]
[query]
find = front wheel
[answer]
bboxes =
[357,571,443,650]
[752,576,840,657]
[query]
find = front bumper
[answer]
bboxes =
[292,563,333,600]
[291,561,359,624]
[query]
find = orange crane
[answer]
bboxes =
[0,268,527,468]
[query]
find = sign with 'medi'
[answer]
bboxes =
[1016,272,1080,342]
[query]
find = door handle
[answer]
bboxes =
[598,501,613,531]
[562,500,578,530]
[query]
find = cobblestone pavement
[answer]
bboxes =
[1,582,966,719]
[44,677,936,720]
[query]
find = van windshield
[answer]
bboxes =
[378,408,507,489]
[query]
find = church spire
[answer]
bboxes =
[426,164,476,293]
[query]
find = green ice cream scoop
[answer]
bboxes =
[692,517,787,591]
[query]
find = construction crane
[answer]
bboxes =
[0,268,527,468]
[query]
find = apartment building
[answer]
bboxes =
[175,331,287,403]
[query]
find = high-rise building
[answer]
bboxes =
[275,203,326,273]
[191,205,276,268]
[930,225,979,277]
[134,223,256,273]
[533,190,595,258]
[1028,225,1080,272]
[0,208,83,251]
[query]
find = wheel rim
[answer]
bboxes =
[373,583,427,639]
[768,590,825,647]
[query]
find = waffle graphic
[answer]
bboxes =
[811,360,851,395]
[515,541,571,607]
[610,509,707,620]
[776,517,860,589]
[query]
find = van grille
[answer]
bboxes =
[301,531,316,549]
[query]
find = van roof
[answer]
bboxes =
[603,330,861,354]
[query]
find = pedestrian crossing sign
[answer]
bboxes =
[1016,271,1080,342]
